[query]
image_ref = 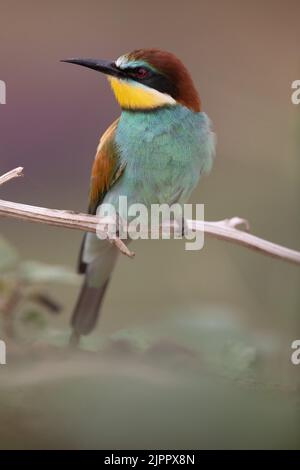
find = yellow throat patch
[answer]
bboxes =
[108,77,176,110]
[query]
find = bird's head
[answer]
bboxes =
[62,49,201,112]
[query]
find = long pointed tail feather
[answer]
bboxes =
[70,237,119,346]
[71,277,110,338]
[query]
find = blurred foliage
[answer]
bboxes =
[0,308,299,450]
[0,234,299,449]
[0,235,18,273]
[18,261,80,285]
[0,234,80,340]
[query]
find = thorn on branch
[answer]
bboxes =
[220,217,250,231]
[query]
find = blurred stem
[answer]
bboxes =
[29,292,62,314]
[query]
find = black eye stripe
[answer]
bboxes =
[119,66,148,74]
[118,65,178,99]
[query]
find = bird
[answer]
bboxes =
[62,49,215,346]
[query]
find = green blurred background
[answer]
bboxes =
[0,0,299,449]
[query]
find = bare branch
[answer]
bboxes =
[0,167,299,265]
[0,167,24,186]
[189,220,300,266]
[108,237,135,258]
[0,167,133,258]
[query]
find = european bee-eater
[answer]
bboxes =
[62,49,215,345]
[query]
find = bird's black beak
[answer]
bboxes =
[61,58,126,78]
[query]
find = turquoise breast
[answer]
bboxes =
[103,105,215,209]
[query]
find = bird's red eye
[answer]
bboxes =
[135,67,148,79]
